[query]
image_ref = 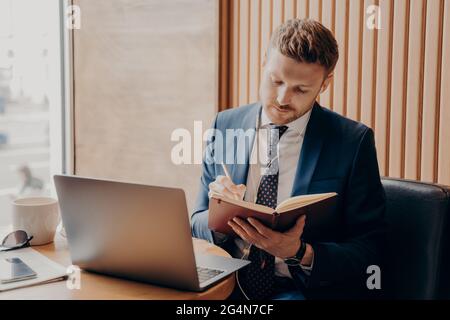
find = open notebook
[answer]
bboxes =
[0,247,67,292]
[208,192,338,235]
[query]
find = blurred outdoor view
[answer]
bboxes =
[0,0,58,228]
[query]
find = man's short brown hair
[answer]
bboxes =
[269,18,339,74]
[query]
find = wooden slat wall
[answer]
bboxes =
[439,1,450,183]
[374,0,393,178]
[222,0,450,185]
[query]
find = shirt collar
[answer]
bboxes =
[260,106,312,136]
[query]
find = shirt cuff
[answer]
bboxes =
[299,253,314,276]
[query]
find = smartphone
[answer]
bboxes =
[0,257,37,284]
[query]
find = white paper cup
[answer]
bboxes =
[12,197,60,246]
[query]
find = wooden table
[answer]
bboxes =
[0,233,235,300]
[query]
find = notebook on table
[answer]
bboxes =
[0,247,67,292]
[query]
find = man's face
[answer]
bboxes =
[260,49,332,125]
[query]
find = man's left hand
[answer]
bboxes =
[228,215,306,259]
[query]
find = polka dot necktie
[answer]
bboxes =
[238,125,288,300]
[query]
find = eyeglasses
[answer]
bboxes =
[0,230,33,252]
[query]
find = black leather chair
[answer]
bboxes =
[382,177,450,299]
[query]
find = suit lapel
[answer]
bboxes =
[231,104,261,186]
[291,103,327,196]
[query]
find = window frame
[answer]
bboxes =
[48,0,75,200]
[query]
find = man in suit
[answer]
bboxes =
[191,18,386,300]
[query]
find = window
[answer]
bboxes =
[0,0,67,230]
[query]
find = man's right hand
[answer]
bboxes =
[208,175,246,201]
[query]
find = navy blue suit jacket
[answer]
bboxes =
[191,102,386,299]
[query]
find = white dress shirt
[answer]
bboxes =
[234,106,313,278]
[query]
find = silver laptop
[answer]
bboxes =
[53,175,250,292]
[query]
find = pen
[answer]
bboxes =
[221,162,236,197]
[220,163,243,201]
[221,163,231,180]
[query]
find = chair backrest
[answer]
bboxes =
[382,178,450,299]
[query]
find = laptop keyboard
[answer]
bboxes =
[197,266,224,283]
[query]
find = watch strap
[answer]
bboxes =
[284,240,307,266]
